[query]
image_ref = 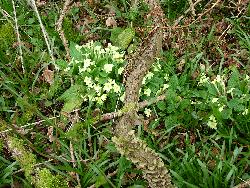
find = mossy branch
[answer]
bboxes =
[113,0,175,187]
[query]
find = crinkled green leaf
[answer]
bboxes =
[58,84,85,113]
[111,28,135,49]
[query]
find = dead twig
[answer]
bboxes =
[56,0,73,62]
[12,0,25,73]
[29,0,55,62]
[174,0,202,26]
[97,94,166,123]
[233,179,250,188]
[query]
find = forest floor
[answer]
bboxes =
[0,0,249,187]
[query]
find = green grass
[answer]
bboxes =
[0,0,249,187]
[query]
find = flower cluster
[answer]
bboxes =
[58,41,126,106]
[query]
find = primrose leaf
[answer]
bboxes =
[114,28,135,50]
[58,84,85,113]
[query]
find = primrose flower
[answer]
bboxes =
[212,98,219,103]
[113,83,121,93]
[75,44,83,52]
[144,88,151,96]
[227,88,235,94]
[64,67,70,72]
[244,74,249,81]
[104,64,114,73]
[83,41,94,48]
[164,74,169,82]
[120,93,125,102]
[207,115,217,129]
[146,72,154,80]
[212,75,224,85]
[93,84,102,94]
[118,67,124,75]
[94,45,102,52]
[103,81,113,92]
[242,109,248,115]
[113,52,124,60]
[100,94,107,101]
[153,63,161,72]
[83,59,94,71]
[162,84,169,90]
[218,105,225,112]
[144,108,152,117]
[107,43,119,52]
[84,76,93,87]
[198,73,209,85]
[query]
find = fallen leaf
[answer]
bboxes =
[106,17,117,27]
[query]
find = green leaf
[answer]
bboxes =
[95,175,107,188]
[228,99,244,111]
[113,28,135,50]
[70,42,83,60]
[228,68,240,89]
[165,115,177,128]
[55,59,68,70]
[156,101,166,111]
[58,84,85,113]
[221,108,232,119]
[110,27,123,44]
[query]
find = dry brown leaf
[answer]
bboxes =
[106,17,117,27]
[42,68,54,85]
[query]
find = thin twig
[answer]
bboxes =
[191,0,221,25]
[12,0,25,73]
[0,116,60,134]
[56,0,73,62]
[29,0,55,62]
[70,142,81,186]
[188,0,196,16]
[97,94,166,123]
[174,0,202,26]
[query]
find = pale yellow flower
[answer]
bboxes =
[144,108,152,117]
[103,82,113,92]
[84,77,93,87]
[118,67,124,75]
[212,98,219,103]
[144,88,151,96]
[207,115,217,129]
[242,109,248,115]
[104,64,114,73]
[113,83,121,93]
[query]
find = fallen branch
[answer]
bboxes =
[112,0,174,187]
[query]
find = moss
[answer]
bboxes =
[8,137,36,182]
[0,22,15,50]
[36,168,68,188]
[62,17,85,43]
[0,138,3,154]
